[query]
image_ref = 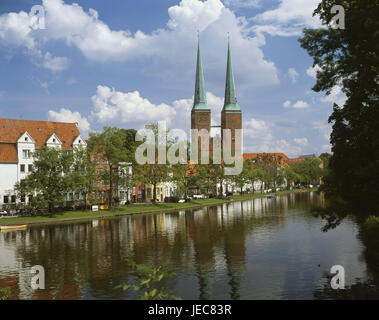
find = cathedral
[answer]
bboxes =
[191,40,242,157]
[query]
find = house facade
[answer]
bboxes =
[0,118,86,211]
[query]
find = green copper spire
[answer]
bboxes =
[193,40,209,110]
[223,40,241,112]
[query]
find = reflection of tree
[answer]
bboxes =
[220,204,245,300]
[187,207,216,300]
[313,196,379,300]
[2,192,325,299]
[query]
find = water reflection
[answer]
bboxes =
[0,192,375,300]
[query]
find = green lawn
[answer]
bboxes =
[0,188,317,226]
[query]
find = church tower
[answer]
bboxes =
[221,41,242,154]
[191,40,211,134]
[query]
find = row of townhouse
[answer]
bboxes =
[0,118,177,210]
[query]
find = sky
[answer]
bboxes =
[0,0,345,157]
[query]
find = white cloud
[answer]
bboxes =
[224,0,261,8]
[244,118,274,152]
[320,85,346,107]
[306,65,346,107]
[243,118,302,156]
[0,10,35,50]
[90,86,225,133]
[288,68,299,84]
[91,85,177,126]
[66,79,77,85]
[0,0,279,88]
[294,137,308,146]
[283,100,309,109]
[43,52,70,72]
[313,120,331,142]
[306,64,321,79]
[293,100,309,109]
[274,139,302,156]
[321,144,331,153]
[47,108,91,135]
[252,0,321,36]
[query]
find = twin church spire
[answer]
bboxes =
[193,40,209,110]
[192,39,241,112]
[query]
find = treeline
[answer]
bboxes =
[14,124,328,214]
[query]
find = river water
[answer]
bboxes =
[0,192,375,299]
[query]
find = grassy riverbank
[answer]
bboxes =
[0,188,317,226]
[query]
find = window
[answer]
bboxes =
[11,195,16,203]
[25,137,28,141]
[20,164,25,173]
[22,149,31,159]
[3,196,9,204]
[21,196,26,203]
[53,138,56,142]
[28,164,33,172]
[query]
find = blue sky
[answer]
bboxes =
[0,0,345,157]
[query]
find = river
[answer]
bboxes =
[0,191,376,299]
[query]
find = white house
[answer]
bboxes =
[0,118,86,211]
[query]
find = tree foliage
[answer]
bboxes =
[15,147,74,213]
[299,0,379,212]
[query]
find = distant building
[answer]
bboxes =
[0,118,86,210]
[191,40,242,157]
[243,153,290,166]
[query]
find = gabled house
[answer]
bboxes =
[0,118,86,210]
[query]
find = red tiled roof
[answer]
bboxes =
[0,118,80,149]
[287,157,307,164]
[243,153,289,162]
[0,143,18,163]
[243,152,309,166]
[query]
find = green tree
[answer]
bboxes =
[67,146,97,209]
[290,158,322,185]
[283,166,302,189]
[15,147,74,213]
[299,0,379,212]
[134,123,171,202]
[232,161,250,195]
[88,127,129,208]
